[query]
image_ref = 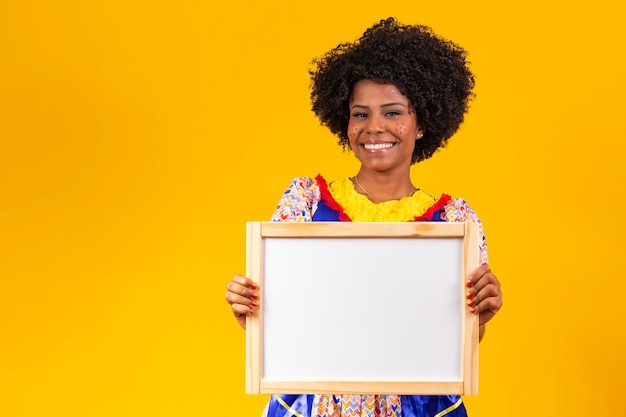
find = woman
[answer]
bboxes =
[225,17,503,417]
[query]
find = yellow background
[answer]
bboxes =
[1,1,625,416]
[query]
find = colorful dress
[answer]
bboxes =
[262,175,489,417]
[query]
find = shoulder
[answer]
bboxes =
[442,197,489,264]
[277,176,321,202]
[283,176,320,193]
[270,176,321,222]
[441,197,481,223]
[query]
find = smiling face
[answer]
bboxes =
[347,80,423,175]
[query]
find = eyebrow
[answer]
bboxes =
[350,102,408,110]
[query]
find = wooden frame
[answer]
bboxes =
[246,222,479,395]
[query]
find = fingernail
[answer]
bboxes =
[467,299,475,307]
[250,292,259,300]
[466,290,473,299]
[250,282,258,290]
[466,280,472,288]
[249,309,255,315]
[250,301,259,307]
[470,308,476,314]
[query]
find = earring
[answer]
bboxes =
[416,132,424,139]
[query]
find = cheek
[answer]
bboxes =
[394,123,408,136]
[347,124,360,140]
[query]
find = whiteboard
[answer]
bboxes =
[246,222,479,395]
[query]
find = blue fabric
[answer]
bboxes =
[311,199,341,221]
[265,395,315,417]
[430,207,444,222]
[264,394,467,417]
[312,197,446,222]
[401,395,467,417]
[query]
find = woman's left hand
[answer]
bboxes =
[466,264,502,326]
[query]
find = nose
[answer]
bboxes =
[366,114,384,134]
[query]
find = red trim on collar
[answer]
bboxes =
[315,174,352,222]
[316,174,451,223]
[413,194,452,222]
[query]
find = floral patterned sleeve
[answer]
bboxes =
[270,177,321,223]
[442,198,489,266]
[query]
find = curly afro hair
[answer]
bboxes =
[309,17,475,164]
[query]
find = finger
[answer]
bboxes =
[466,264,490,287]
[467,268,499,297]
[475,297,503,326]
[225,291,260,308]
[469,286,502,311]
[468,285,503,326]
[468,281,501,307]
[232,274,258,290]
[231,302,256,318]
[226,280,260,300]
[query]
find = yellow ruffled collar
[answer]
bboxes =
[327,177,437,222]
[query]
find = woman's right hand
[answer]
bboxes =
[225,274,259,330]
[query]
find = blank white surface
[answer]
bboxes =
[262,237,463,382]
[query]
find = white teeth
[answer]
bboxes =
[363,143,394,150]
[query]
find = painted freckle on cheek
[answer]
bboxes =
[396,123,407,134]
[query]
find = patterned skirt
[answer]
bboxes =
[262,394,468,417]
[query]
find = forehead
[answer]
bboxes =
[350,80,409,104]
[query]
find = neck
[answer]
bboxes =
[352,171,416,203]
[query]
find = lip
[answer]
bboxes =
[359,142,397,151]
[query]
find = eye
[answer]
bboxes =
[386,110,402,117]
[351,112,368,118]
